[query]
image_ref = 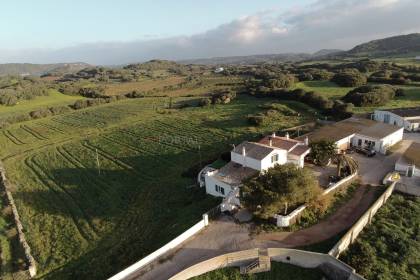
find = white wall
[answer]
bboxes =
[231,152,262,170]
[260,149,287,170]
[374,110,417,131]
[230,149,287,171]
[381,128,404,152]
[204,172,233,198]
[336,134,355,151]
[109,216,208,280]
[351,134,382,152]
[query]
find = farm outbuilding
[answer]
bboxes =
[299,117,404,154]
[374,107,420,132]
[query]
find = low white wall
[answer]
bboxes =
[323,172,358,195]
[275,205,307,227]
[169,248,366,280]
[329,182,396,258]
[108,215,209,280]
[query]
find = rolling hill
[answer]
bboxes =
[343,33,420,58]
[0,62,90,76]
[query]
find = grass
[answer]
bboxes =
[191,262,325,280]
[340,193,420,280]
[0,90,83,119]
[292,81,354,99]
[0,95,315,279]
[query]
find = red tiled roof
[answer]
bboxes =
[258,136,301,151]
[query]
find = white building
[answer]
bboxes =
[395,142,420,177]
[373,107,420,132]
[200,133,310,211]
[299,117,404,154]
[214,67,224,73]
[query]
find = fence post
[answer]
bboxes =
[203,214,209,226]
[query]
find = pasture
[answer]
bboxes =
[293,81,354,99]
[0,90,83,119]
[0,95,313,279]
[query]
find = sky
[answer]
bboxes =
[1,0,420,65]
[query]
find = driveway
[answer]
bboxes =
[131,184,379,280]
[352,139,412,185]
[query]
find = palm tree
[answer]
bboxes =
[335,154,358,177]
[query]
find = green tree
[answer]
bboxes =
[241,163,321,219]
[309,140,337,166]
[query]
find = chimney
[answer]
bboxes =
[272,132,276,138]
[285,132,289,139]
[304,137,309,146]
[269,137,273,147]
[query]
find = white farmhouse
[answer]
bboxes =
[395,142,420,177]
[373,107,420,132]
[200,133,310,211]
[298,117,404,154]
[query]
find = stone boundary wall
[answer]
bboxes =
[0,161,37,277]
[169,248,365,280]
[328,182,396,258]
[108,214,209,280]
[275,173,357,227]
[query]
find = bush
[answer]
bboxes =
[331,69,367,87]
[342,85,396,107]
[241,163,321,219]
[125,90,145,98]
[198,98,211,107]
[247,114,265,126]
[211,89,236,104]
[0,93,18,106]
[29,109,52,119]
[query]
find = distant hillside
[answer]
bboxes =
[344,33,420,57]
[312,49,343,57]
[0,62,90,76]
[179,53,312,65]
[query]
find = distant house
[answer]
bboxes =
[214,67,224,73]
[395,142,420,177]
[298,117,404,154]
[199,133,310,211]
[373,107,420,132]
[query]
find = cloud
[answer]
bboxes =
[1,0,420,65]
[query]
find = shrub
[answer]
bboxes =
[29,109,52,119]
[199,98,211,107]
[342,85,396,107]
[125,90,145,98]
[332,69,367,87]
[247,114,265,126]
[211,89,236,104]
[0,92,18,106]
[309,140,337,166]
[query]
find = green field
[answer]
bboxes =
[0,90,83,119]
[340,193,420,280]
[293,81,354,99]
[0,95,314,279]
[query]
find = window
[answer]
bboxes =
[215,185,225,195]
[271,154,279,163]
[358,139,362,146]
[384,114,390,124]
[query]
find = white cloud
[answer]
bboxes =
[1,0,419,64]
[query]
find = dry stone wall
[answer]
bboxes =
[0,161,37,277]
